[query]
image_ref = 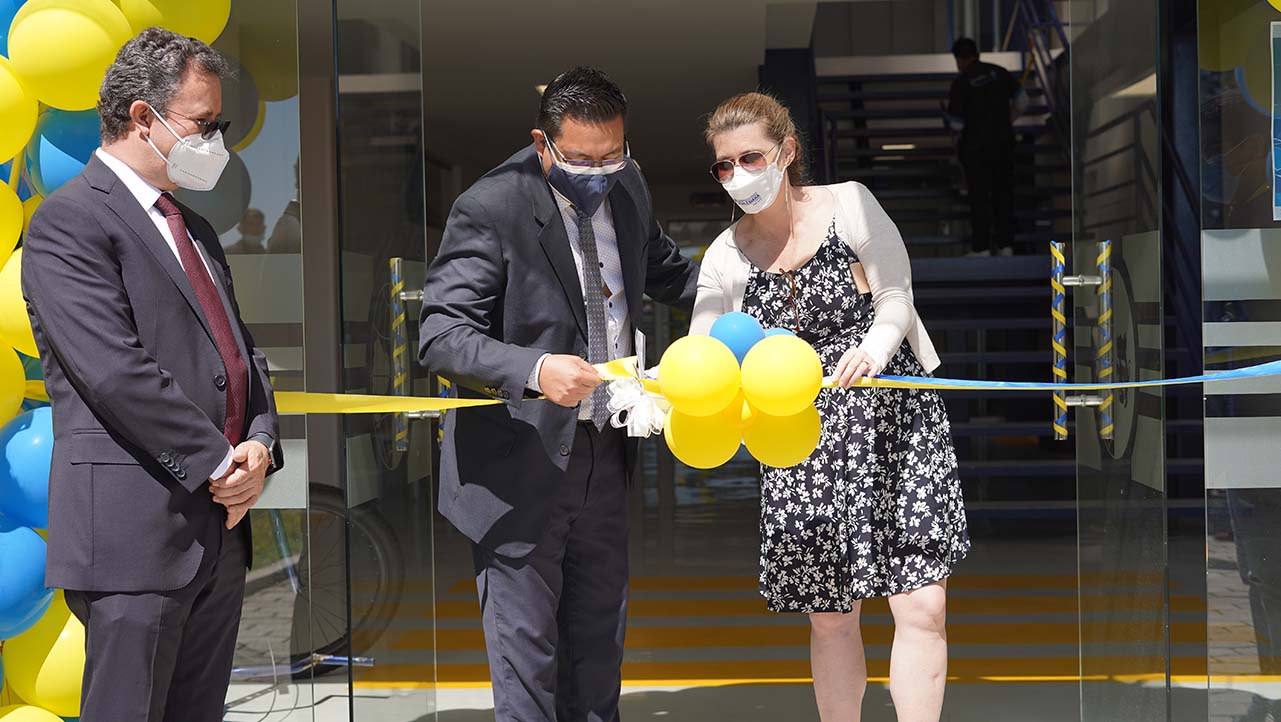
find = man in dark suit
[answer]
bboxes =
[419,66,697,721]
[21,28,282,722]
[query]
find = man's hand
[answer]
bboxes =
[538,355,602,408]
[211,440,271,529]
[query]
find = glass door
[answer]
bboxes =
[331,0,438,719]
[1068,1,1170,720]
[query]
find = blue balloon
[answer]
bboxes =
[765,328,796,337]
[25,109,101,198]
[0,0,25,57]
[0,519,52,640]
[0,407,53,529]
[709,311,766,364]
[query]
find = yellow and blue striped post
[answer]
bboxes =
[1051,241,1069,440]
[1096,240,1114,440]
[390,257,410,452]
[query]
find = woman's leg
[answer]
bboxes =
[887,580,949,722]
[810,604,866,722]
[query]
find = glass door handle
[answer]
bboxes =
[1051,240,1114,441]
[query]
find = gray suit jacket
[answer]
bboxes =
[22,155,284,593]
[419,145,697,558]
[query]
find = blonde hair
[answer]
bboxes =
[704,92,809,186]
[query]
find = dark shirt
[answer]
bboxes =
[948,60,1020,151]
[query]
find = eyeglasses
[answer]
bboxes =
[544,132,629,170]
[165,109,231,140]
[710,142,782,184]
[779,268,801,332]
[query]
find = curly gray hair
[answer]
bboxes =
[97,27,229,143]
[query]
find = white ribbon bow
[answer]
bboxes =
[606,377,665,438]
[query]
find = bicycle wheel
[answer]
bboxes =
[288,484,406,680]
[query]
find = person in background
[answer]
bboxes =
[266,158,301,253]
[946,37,1027,257]
[692,92,969,722]
[21,28,282,721]
[418,66,697,722]
[226,207,266,254]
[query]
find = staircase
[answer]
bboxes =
[806,0,1206,521]
[811,58,1076,524]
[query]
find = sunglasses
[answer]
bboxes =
[709,142,782,184]
[779,268,801,332]
[166,109,231,140]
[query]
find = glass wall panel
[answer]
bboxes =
[209,2,330,719]
[332,0,436,719]
[1200,2,1281,719]
[1067,1,1169,720]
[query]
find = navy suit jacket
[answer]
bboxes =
[22,155,283,593]
[419,145,697,557]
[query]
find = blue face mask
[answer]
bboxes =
[543,134,628,216]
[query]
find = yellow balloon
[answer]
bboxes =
[4,592,84,717]
[664,409,743,470]
[0,250,37,358]
[117,0,230,43]
[1201,0,1274,71]
[1241,26,1274,110]
[740,334,824,418]
[744,406,822,469]
[219,3,298,101]
[0,349,23,423]
[0,58,38,165]
[7,0,134,111]
[720,391,758,430]
[0,706,62,722]
[230,99,266,153]
[659,336,741,417]
[21,195,42,234]
[0,185,20,270]
[0,681,22,706]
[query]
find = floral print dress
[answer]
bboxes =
[740,222,970,612]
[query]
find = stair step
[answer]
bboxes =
[912,255,1052,283]
[833,123,1054,139]
[959,458,1203,477]
[915,286,1046,302]
[818,87,1046,103]
[821,72,962,85]
[941,351,1051,364]
[891,208,1072,223]
[840,145,1064,159]
[927,318,1048,331]
[825,106,1051,120]
[838,164,1069,179]
[949,419,1204,437]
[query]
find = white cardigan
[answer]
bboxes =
[689,181,941,375]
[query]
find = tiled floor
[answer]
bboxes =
[224,481,1281,721]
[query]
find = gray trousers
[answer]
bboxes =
[473,424,630,722]
[66,520,248,722]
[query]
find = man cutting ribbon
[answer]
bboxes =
[418,66,698,722]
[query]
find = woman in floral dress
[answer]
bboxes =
[690,92,970,722]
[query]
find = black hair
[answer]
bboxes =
[536,66,627,140]
[952,38,979,60]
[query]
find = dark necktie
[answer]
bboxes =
[155,193,248,445]
[576,210,610,430]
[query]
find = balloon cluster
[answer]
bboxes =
[0,2,270,718]
[658,312,824,470]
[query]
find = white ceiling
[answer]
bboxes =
[419,1,820,184]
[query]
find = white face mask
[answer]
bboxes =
[721,159,785,214]
[144,104,230,192]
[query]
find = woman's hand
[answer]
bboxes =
[833,347,880,388]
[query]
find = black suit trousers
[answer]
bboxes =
[66,519,248,722]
